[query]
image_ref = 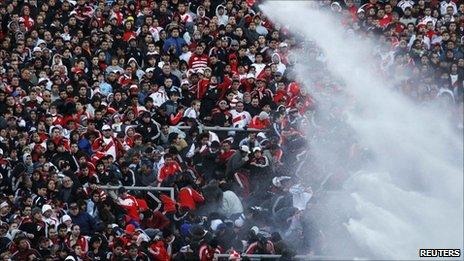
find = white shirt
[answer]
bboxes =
[230,110,251,128]
[183,107,200,119]
[440,1,457,15]
[149,90,168,107]
[103,137,116,159]
[251,63,266,77]
[179,51,192,63]
[397,0,415,11]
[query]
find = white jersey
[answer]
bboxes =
[440,1,457,15]
[251,63,266,77]
[397,0,415,11]
[103,137,117,159]
[230,110,251,128]
[183,107,200,119]
[149,90,168,107]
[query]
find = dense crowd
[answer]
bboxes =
[0,0,462,260]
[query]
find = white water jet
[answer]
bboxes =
[261,2,463,259]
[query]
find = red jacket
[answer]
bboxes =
[142,211,170,230]
[248,116,271,129]
[158,161,182,183]
[273,89,288,103]
[178,187,204,210]
[218,149,235,165]
[150,241,170,261]
[65,235,89,253]
[118,194,140,222]
[197,78,210,100]
[160,194,177,214]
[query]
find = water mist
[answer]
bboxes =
[261,2,463,260]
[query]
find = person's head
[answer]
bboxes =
[32,207,42,220]
[58,224,68,237]
[192,100,201,111]
[169,90,180,101]
[69,202,79,215]
[118,187,128,199]
[37,184,47,196]
[18,237,29,250]
[235,101,244,112]
[218,100,228,110]
[171,28,179,38]
[195,45,204,55]
[162,64,171,75]
[142,112,151,123]
[102,125,112,138]
[23,206,32,217]
[161,124,170,135]
[42,205,53,218]
[169,132,181,145]
[199,132,209,145]
[91,192,100,203]
[128,245,139,257]
[71,224,80,237]
[113,244,124,255]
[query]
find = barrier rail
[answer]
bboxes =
[214,253,368,260]
[98,185,175,200]
[176,125,267,132]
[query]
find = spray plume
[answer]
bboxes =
[261,2,463,259]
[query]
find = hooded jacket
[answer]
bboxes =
[215,5,229,26]
[219,190,243,218]
[271,53,286,75]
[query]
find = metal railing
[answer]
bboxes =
[98,185,175,200]
[214,254,368,260]
[176,125,268,132]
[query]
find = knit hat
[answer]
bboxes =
[272,176,291,187]
[41,204,52,214]
[125,224,136,234]
[258,111,269,120]
[62,215,72,223]
[210,219,223,231]
[180,223,192,237]
[0,202,8,209]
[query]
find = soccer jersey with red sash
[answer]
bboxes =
[230,110,251,128]
[91,136,124,162]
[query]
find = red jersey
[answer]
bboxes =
[149,241,170,261]
[158,161,182,183]
[248,116,271,129]
[177,187,204,210]
[160,194,177,214]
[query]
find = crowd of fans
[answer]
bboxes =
[0,0,462,260]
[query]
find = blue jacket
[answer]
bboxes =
[163,37,186,56]
[70,211,95,236]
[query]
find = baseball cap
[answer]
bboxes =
[102,125,111,131]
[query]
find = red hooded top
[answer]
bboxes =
[178,187,204,210]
